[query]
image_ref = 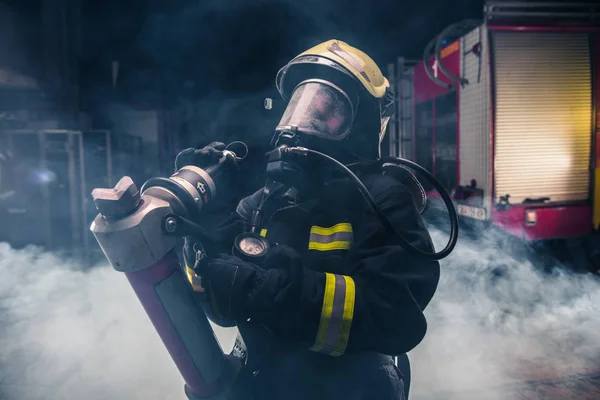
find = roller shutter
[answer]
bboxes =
[492,32,592,204]
[459,26,492,216]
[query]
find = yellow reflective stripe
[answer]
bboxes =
[308,223,353,252]
[260,228,268,237]
[330,276,356,357]
[328,42,370,83]
[185,265,204,292]
[310,223,352,236]
[310,273,336,353]
[310,273,356,357]
[308,241,352,251]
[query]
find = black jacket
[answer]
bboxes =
[186,170,439,399]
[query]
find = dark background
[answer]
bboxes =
[79,0,483,102]
[1,0,484,109]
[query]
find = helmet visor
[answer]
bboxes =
[276,80,355,140]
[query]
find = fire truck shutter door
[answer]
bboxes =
[493,31,592,204]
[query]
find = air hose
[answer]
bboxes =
[286,147,459,260]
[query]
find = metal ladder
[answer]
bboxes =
[387,58,417,159]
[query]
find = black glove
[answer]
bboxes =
[174,142,226,171]
[200,254,266,320]
[262,244,303,272]
[175,141,248,229]
[202,245,307,320]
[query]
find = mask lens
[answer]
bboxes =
[276,81,354,140]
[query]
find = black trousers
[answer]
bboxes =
[250,351,406,399]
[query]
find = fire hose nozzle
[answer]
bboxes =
[90,152,249,399]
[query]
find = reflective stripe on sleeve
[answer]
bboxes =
[310,272,356,357]
[308,223,353,251]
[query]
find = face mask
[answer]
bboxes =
[276,79,357,142]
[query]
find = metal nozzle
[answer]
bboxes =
[92,176,141,219]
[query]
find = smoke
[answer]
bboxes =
[0,226,598,400]
[410,227,600,399]
[0,243,236,400]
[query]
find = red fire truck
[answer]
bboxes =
[386,1,600,242]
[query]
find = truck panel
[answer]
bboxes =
[492,31,593,204]
[413,40,461,190]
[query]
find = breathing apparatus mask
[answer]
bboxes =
[265,77,359,189]
[265,75,393,188]
[277,79,356,143]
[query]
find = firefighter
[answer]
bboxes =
[177,39,440,399]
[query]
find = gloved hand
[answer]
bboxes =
[197,246,309,332]
[200,253,266,320]
[262,244,303,271]
[259,244,305,303]
[175,141,248,231]
[174,141,227,171]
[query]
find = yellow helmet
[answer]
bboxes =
[275,39,393,161]
[277,39,390,100]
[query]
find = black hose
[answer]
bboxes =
[382,155,459,258]
[288,147,459,260]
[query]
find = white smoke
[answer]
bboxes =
[0,228,598,400]
[410,228,600,399]
[0,243,236,400]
